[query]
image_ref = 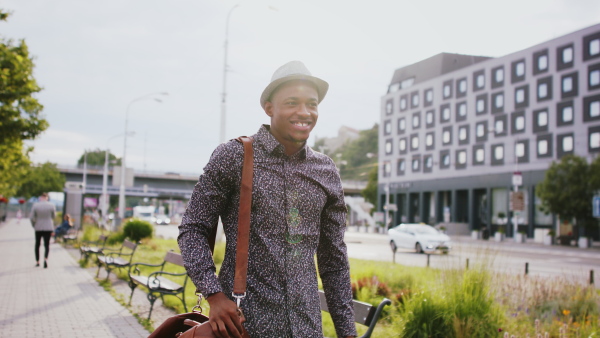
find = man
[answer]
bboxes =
[30,192,56,268]
[179,61,356,338]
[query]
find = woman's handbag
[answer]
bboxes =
[149,137,254,338]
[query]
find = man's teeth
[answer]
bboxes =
[293,122,309,127]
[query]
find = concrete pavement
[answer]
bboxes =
[0,218,150,337]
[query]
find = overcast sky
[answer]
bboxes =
[2,0,599,175]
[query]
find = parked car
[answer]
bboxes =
[388,223,451,254]
[154,214,171,225]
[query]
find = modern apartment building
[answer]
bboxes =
[378,23,600,239]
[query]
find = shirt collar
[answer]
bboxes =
[256,124,309,160]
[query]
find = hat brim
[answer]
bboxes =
[260,74,329,109]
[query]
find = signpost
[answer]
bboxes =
[594,196,600,218]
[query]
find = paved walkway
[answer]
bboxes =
[0,218,150,337]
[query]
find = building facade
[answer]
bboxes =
[378,23,600,239]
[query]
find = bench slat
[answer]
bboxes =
[319,290,376,326]
[165,251,184,266]
[130,275,183,292]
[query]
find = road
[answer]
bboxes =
[154,224,600,286]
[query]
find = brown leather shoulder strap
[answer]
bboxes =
[233,136,253,295]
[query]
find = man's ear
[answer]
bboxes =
[264,101,274,117]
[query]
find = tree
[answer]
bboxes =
[0,10,48,197]
[337,124,378,181]
[536,155,600,237]
[77,149,121,167]
[361,163,378,207]
[15,162,65,199]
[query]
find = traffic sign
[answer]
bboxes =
[512,172,522,186]
[594,196,600,218]
[510,191,525,211]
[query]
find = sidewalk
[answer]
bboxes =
[0,218,150,337]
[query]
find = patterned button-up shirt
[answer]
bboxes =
[178,125,356,337]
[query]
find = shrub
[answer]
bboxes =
[122,219,153,242]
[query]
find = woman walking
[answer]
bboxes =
[30,193,56,268]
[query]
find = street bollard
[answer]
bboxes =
[426,254,430,267]
[525,262,529,275]
[466,258,469,270]
[390,242,397,264]
[591,270,595,285]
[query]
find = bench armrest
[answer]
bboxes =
[129,262,164,276]
[148,270,187,279]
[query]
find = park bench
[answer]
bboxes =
[319,290,391,338]
[80,235,108,260]
[60,228,80,246]
[96,239,138,280]
[128,251,190,320]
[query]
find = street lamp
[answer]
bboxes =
[118,92,168,220]
[102,132,134,229]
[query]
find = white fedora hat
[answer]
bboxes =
[260,61,329,109]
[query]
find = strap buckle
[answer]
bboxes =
[232,292,246,308]
[192,292,203,313]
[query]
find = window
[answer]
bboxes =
[401,77,415,89]
[424,155,434,173]
[440,150,451,169]
[561,72,579,99]
[491,144,504,165]
[385,139,393,155]
[424,88,434,107]
[512,59,526,83]
[442,126,452,146]
[557,133,574,158]
[384,120,391,135]
[399,137,407,154]
[382,161,391,177]
[515,85,529,109]
[537,134,553,158]
[458,125,469,145]
[533,108,549,133]
[425,110,435,128]
[476,94,487,115]
[492,66,504,88]
[537,76,553,102]
[425,132,435,150]
[410,134,419,151]
[411,91,419,108]
[557,100,574,126]
[584,94,600,122]
[589,125,600,153]
[456,101,467,122]
[411,156,421,172]
[385,99,393,115]
[557,44,574,70]
[443,79,453,99]
[475,121,488,143]
[397,159,406,176]
[511,111,526,134]
[473,144,485,165]
[400,95,408,111]
[494,114,508,137]
[397,118,406,134]
[515,140,529,163]
[456,77,467,98]
[473,69,485,91]
[455,149,467,169]
[440,104,451,123]
[412,112,421,129]
[589,63,600,90]
[533,49,549,75]
[584,32,600,61]
[492,91,504,114]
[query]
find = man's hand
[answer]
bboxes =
[206,292,244,338]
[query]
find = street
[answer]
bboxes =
[154,224,600,286]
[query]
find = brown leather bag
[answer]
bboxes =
[149,137,254,338]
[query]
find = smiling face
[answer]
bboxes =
[264,80,319,155]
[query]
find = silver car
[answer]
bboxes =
[388,223,451,254]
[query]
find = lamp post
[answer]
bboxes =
[220,4,240,144]
[102,132,133,229]
[118,92,168,220]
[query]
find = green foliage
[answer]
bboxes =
[106,231,126,245]
[77,148,121,167]
[15,162,65,198]
[122,219,153,242]
[536,155,600,233]
[337,124,378,181]
[361,163,378,207]
[0,10,48,197]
